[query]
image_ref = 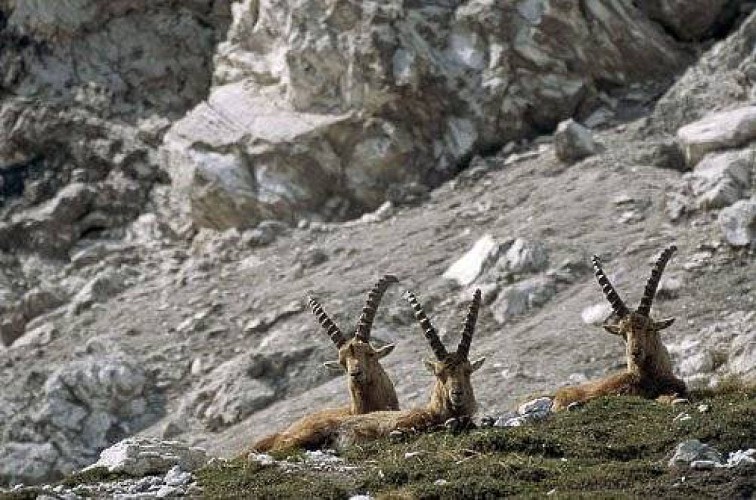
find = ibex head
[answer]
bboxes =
[406,289,485,416]
[308,275,398,385]
[593,246,677,371]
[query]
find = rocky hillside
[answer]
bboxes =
[0,0,754,488]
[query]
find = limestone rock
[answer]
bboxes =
[554,119,600,163]
[669,439,723,468]
[650,11,756,133]
[517,397,553,420]
[718,198,756,246]
[70,269,131,315]
[687,149,753,209]
[165,0,687,227]
[178,347,332,431]
[443,235,502,287]
[0,356,161,485]
[85,438,207,476]
[677,107,756,167]
[0,443,59,487]
[500,239,549,275]
[491,276,557,324]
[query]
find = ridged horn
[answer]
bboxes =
[307,294,346,348]
[355,274,399,342]
[405,290,447,360]
[457,289,481,358]
[592,255,629,318]
[637,245,677,317]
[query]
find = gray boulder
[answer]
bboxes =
[500,238,549,275]
[669,439,723,468]
[718,198,756,246]
[491,276,557,324]
[687,149,753,209]
[554,119,600,163]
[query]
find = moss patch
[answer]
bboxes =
[199,388,755,498]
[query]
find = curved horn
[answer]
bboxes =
[457,289,481,358]
[405,290,447,360]
[637,245,677,316]
[355,274,399,341]
[307,294,346,348]
[592,255,629,318]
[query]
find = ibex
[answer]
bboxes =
[250,275,400,452]
[552,246,687,411]
[334,289,486,448]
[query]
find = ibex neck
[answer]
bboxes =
[427,381,476,421]
[348,368,399,413]
[627,341,675,380]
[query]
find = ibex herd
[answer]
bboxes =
[249,245,688,454]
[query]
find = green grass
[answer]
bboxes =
[198,386,756,499]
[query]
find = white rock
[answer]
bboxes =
[724,449,756,467]
[248,454,275,466]
[163,466,193,487]
[443,234,501,286]
[84,437,208,476]
[581,303,612,326]
[718,198,756,247]
[690,460,718,470]
[677,106,756,167]
[554,119,600,163]
[155,486,179,498]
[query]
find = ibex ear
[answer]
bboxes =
[470,357,486,372]
[373,343,395,358]
[323,361,344,372]
[602,324,623,336]
[423,358,436,374]
[654,318,675,331]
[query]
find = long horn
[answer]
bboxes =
[355,274,399,341]
[457,289,481,358]
[592,255,629,318]
[405,290,447,360]
[307,294,346,348]
[636,245,677,316]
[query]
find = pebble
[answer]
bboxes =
[673,412,692,422]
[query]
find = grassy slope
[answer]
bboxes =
[198,386,755,499]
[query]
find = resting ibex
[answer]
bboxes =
[552,246,687,411]
[251,275,400,452]
[334,289,486,448]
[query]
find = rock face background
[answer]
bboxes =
[0,0,754,486]
[163,0,691,229]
